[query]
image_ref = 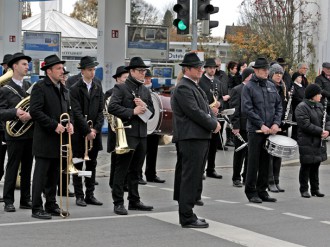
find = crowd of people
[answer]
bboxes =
[0,51,330,228]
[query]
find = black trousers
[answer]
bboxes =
[3,139,33,205]
[0,131,7,181]
[206,133,218,174]
[72,147,99,199]
[109,152,117,188]
[174,140,209,226]
[299,162,321,193]
[144,134,160,180]
[245,133,270,199]
[32,157,60,212]
[268,156,282,185]
[112,137,147,206]
[216,121,225,148]
[232,130,248,182]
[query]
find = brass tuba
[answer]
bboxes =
[0,68,13,86]
[103,97,132,154]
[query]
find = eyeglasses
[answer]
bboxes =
[135,68,147,73]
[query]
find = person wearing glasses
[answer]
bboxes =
[108,57,154,215]
[296,63,309,88]
[315,62,330,115]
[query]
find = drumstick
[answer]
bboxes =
[256,128,282,134]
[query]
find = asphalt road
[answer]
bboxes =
[1,135,330,247]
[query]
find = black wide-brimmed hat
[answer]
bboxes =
[112,66,128,79]
[204,58,217,68]
[145,69,152,77]
[179,52,203,67]
[41,54,65,71]
[252,57,269,69]
[63,68,70,75]
[276,57,287,66]
[77,56,99,69]
[125,57,149,70]
[7,53,31,68]
[1,54,13,65]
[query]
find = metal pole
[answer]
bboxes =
[191,0,198,50]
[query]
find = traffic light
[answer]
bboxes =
[173,0,190,35]
[198,0,219,35]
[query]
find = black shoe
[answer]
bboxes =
[225,140,235,147]
[85,196,103,206]
[20,201,32,209]
[217,146,228,151]
[260,195,277,202]
[233,180,243,187]
[249,196,262,203]
[182,219,209,228]
[4,204,16,212]
[195,200,204,206]
[311,190,325,197]
[0,197,3,202]
[32,210,52,220]
[138,178,147,185]
[207,171,222,179]
[301,191,311,198]
[114,204,128,215]
[45,207,65,216]
[76,197,87,207]
[268,184,279,193]
[276,184,285,192]
[94,180,99,186]
[147,176,166,183]
[128,201,153,211]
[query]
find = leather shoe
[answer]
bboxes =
[20,201,32,209]
[32,210,52,220]
[268,184,279,193]
[85,196,103,206]
[45,207,65,216]
[311,190,325,197]
[0,197,4,202]
[94,180,99,186]
[260,195,277,202]
[76,197,87,207]
[147,176,165,183]
[114,204,128,215]
[249,196,262,203]
[128,201,153,211]
[195,200,204,206]
[4,204,16,212]
[207,171,222,179]
[276,184,285,192]
[301,191,311,198]
[182,219,209,228]
[138,178,147,185]
[233,180,243,187]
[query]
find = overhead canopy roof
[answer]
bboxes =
[22,10,97,39]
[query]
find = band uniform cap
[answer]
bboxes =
[145,69,153,77]
[41,54,65,71]
[252,57,270,69]
[77,56,99,69]
[241,67,254,81]
[1,54,13,65]
[179,52,203,67]
[125,57,150,70]
[276,57,287,66]
[322,62,330,69]
[204,58,217,68]
[7,53,32,68]
[305,83,322,99]
[112,66,128,79]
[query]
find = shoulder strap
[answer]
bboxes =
[3,85,24,100]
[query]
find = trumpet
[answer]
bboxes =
[84,119,93,161]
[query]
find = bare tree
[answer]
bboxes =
[22,2,32,20]
[70,0,98,27]
[131,0,160,25]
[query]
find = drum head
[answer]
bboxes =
[268,135,297,147]
[147,93,161,134]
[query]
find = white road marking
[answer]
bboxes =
[215,200,240,204]
[320,221,330,225]
[148,211,306,247]
[282,213,312,220]
[245,204,274,211]
[144,184,157,188]
[160,187,173,191]
[201,196,210,199]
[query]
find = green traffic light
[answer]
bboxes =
[178,20,187,31]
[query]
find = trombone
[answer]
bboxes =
[59,113,79,218]
[84,120,93,161]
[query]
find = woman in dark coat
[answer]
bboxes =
[295,84,330,198]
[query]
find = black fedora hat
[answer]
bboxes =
[77,56,99,69]
[125,57,149,70]
[1,54,13,65]
[204,58,217,68]
[112,66,128,79]
[63,68,70,75]
[8,52,31,68]
[41,54,65,71]
[276,57,287,66]
[252,57,269,69]
[179,52,203,67]
[145,69,153,77]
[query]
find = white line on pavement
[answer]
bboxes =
[320,221,330,225]
[144,185,157,188]
[215,200,240,204]
[160,188,173,191]
[282,213,312,220]
[245,204,274,211]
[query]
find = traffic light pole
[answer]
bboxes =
[191,0,198,51]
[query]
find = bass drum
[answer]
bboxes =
[147,92,172,135]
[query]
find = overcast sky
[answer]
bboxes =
[30,0,242,37]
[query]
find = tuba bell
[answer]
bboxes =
[0,68,13,86]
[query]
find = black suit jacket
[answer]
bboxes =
[171,77,218,143]
[70,79,104,157]
[229,83,247,131]
[30,76,71,158]
[199,74,224,109]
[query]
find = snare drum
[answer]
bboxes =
[265,135,298,158]
[147,92,173,135]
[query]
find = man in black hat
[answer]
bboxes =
[0,52,33,212]
[315,62,330,114]
[171,53,220,228]
[70,56,104,207]
[1,54,13,75]
[30,54,74,219]
[242,57,282,203]
[199,58,223,180]
[108,57,155,215]
[105,65,129,190]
